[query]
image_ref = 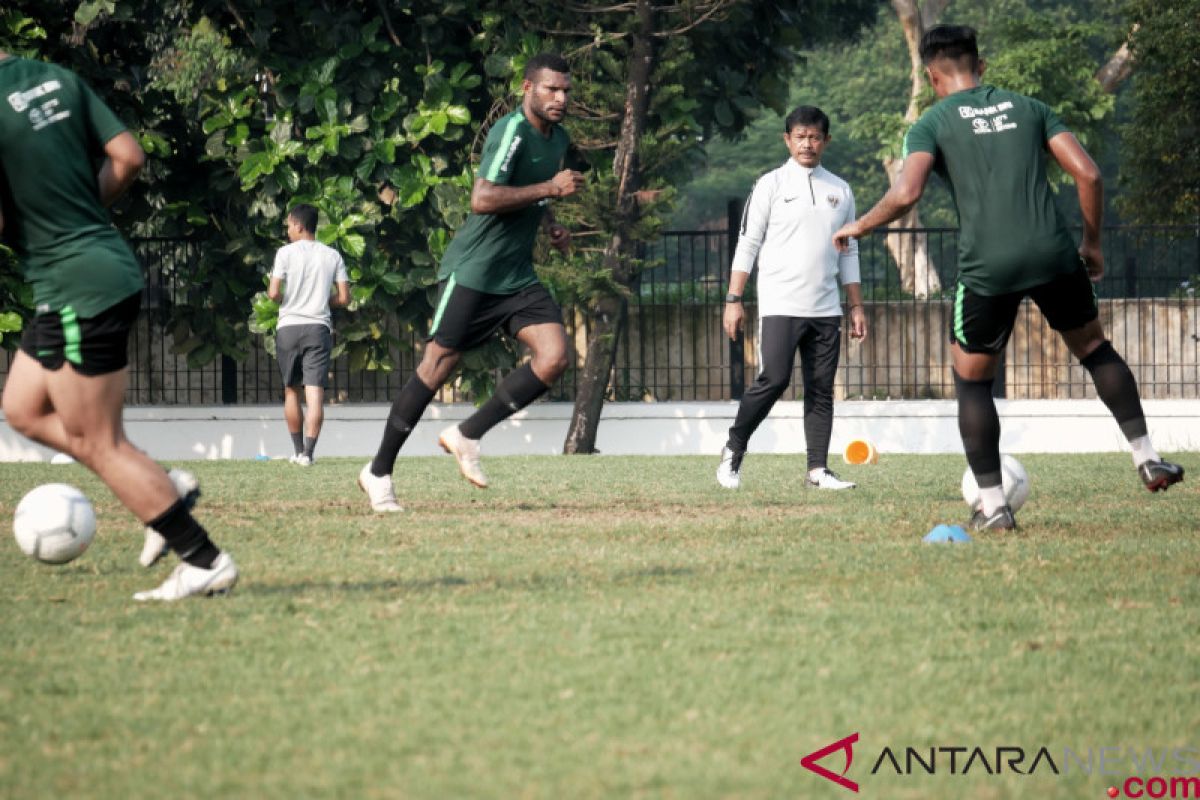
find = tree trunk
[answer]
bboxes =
[1096,25,1137,93]
[563,0,655,454]
[884,0,947,298]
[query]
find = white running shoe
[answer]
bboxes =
[133,552,239,602]
[808,468,857,490]
[716,446,744,490]
[140,468,202,568]
[358,462,403,512]
[438,425,488,488]
[292,454,313,467]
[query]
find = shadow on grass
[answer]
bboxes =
[243,564,699,598]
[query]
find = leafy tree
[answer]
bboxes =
[1118,0,1200,225]
[490,0,877,453]
[674,0,1131,293]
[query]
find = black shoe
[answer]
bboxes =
[1139,459,1184,492]
[969,505,1017,532]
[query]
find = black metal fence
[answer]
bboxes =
[1,220,1197,404]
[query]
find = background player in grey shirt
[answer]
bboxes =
[268,204,350,465]
[718,106,867,491]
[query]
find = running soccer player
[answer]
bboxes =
[358,53,584,512]
[0,52,239,598]
[832,25,1184,531]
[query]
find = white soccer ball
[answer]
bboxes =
[12,483,97,565]
[961,455,1030,513]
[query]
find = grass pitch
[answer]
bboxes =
[1,453,1197,799]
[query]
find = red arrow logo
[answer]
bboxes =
[801,732,860,793]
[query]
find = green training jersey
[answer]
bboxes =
[0,56,143,317]
[903,85,1078,296]
[437,109,569,295]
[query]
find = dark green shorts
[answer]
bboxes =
[19,291,141,376]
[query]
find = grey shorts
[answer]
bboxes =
[276,324,332,388]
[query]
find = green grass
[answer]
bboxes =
[1,453,1197,799]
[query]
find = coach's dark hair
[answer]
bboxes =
[288,204,318,234]
[524,53,569,80]
[784,106,830,136]
[919,24,980,70]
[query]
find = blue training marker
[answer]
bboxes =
[923,524,972,544]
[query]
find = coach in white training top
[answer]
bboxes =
[268,204,350,466]
[718,105,867,491]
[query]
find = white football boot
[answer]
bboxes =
[438,425,488,488]
[807,468,857,490]
[133,552,239,602]
[140,468,201,568]
[357,462,403,513]
[716,446,744,490]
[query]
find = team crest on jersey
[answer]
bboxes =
[826,194,840,209]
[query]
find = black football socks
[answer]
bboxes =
[371,376,436,476]
[147,499,219,569]
[459,363,549,440]
[1081,340,1148,441]
[953,370,1003,488]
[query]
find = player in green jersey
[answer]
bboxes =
[358,53,584,512]
[0,53,238,598]
[833,25,1183,531]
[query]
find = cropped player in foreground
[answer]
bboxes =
[832,25,1183,531]
[0,52,238,598]
[358,53,582,512]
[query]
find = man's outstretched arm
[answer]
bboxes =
[832,152,935,251]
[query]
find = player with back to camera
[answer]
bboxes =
[357,53,584,512]
[0,50,238,599]
[832,25,1184,531]
[717,105,867,491]
[268,203,351,466]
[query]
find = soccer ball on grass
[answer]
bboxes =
[12,483,97,565]
[961,455,1030,513]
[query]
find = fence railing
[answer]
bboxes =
[1,222,1197,404]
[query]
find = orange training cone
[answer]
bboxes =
[843,439,878,465]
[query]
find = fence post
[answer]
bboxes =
[727,198,745,400]
[221,354,237,404]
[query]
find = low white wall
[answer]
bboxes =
[2,400,1198,463]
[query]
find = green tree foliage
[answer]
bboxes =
[675,0,1129,230]
[1118,0,1200,225]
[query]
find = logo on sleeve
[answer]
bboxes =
[499,135,522,174]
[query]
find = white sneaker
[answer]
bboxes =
[292,454,313,467]
[808,468,857,490]
[140,468,202,568]
[358,462,403,512]
[716,446,744,490]
[438,425,488,488]
[133,552,239,601]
